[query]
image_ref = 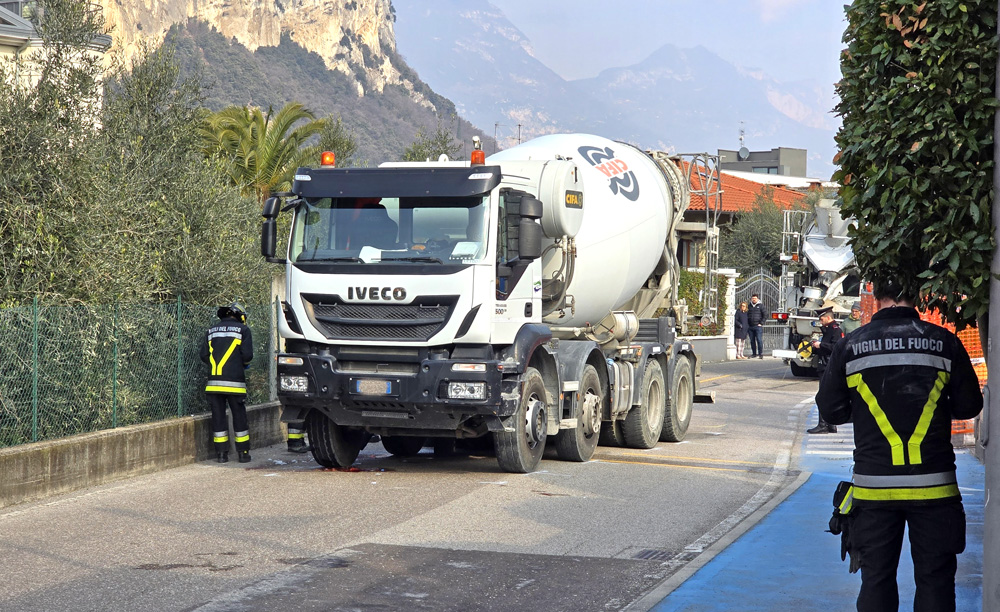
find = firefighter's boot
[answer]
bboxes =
[287,438,311,454]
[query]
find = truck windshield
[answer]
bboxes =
[290,195,489,265]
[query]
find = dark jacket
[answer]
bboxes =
[817,307,982,506]
[747,301,767,326]
[734,310,749,340]
[200,315,254,394]
[815,321,844,361]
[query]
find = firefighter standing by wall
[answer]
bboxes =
[817,277,983,612]
[200,303,254,463]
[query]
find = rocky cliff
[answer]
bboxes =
[100,0,423,102]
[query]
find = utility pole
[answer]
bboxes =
[985,6,1000,610]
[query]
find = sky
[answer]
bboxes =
[487,0,847,87]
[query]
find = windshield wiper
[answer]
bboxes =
[381,256,444,264]
[305,256,364,263]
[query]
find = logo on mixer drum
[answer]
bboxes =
[577,145,640,201]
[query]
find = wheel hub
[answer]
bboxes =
[582,391,601,436]
[525,398,546,445]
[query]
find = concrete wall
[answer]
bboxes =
[0,402,283,510]
[683,335,729,363]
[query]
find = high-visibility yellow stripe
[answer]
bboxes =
[853,483,960,502]
[908,371,950,465]
[838,485,854,514]
[848,373,905,465]
[205,385,247,394]
[212,338,242,376]
[213,435,229,443]
[287,432,306,440]
[235,434,250,443]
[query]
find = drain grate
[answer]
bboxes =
[633,549,674,561]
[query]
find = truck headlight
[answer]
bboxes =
[447,381,486,400]
[280,375,309,393]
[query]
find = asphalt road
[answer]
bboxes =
[0,357,820,612]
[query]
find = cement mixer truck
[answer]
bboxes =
[260,133,707,473]
[772,198,861,376]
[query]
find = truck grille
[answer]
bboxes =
[302,294,457,342]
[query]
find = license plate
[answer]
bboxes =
[355,378,392,395]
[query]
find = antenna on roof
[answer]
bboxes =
[737,121,750,161]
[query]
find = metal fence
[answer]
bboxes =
[734,269,786,352]
[0,299,275,449]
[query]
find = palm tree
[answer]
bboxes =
[201,102,327,202]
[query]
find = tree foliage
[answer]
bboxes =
[834,0,997,328]
[403,122,463,162]
[317,115,360,167]
[200,102,326,202]
[719,186,805,276]
[0,1,269,306]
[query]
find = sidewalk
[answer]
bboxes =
[647,408,985,611]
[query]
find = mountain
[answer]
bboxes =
[392,0,839,178]
[98,0,493,163]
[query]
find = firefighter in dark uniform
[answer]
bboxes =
[817,277,983,612]
[807,306,845,434]
[200,303,254,463]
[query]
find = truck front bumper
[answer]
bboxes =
[275,351,509,431]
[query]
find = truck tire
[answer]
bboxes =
[623,360,665,449]
[307,411,367,468]
[555,364,602,462]
[661,357,693,442]
[381,436,426,457]
[494,367,547,473]
[599,420,627,447]
[790,362,818,378]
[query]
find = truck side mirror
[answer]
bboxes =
[262,196,281,219]
[261,219,285,263]
[518,218,542,260]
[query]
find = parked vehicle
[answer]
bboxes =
[260,134,710,472]
[772,199,860,376]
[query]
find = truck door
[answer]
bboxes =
[492,190,541,342]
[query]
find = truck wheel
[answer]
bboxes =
[661,357,693,442]
[307,411,367,468]
[494,367,547,473]
[599,420,627,447]
[790,362,818,378]
[555,364,602,462]
[623,359,665,449]
[381,436,426,457]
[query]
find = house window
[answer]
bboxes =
[752,167,779,174]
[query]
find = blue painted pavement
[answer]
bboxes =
[652,407,984,611]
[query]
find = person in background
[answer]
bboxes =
[842,302,864,334]
[746,294,767,358]
[734,301,749,359]
[806,306,844,434]
[200,303,254,463]
[817,276,982,612]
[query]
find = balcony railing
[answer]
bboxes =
[0,1,36,20]
[0,1,102,21]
